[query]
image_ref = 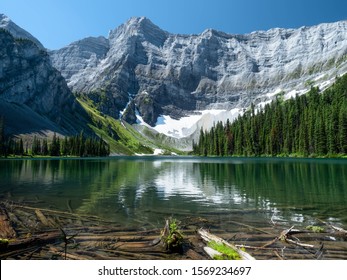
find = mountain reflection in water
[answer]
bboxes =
[0,157,346,228]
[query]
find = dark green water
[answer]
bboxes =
[0,157,346,229]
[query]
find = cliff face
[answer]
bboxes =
[0,28,88,136]
[51,17,347,126]
[0,14,44,49]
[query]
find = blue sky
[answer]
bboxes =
[1,0,346,49]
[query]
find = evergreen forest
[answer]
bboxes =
[193,74,347,157]
[0,125,110,158]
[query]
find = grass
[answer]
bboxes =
[77,96,183,155]
[78,97,152,155]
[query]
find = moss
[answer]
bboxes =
[0,238,9,249]
[306,225,325,233]
[208,241,242,260]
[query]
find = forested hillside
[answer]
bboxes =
[0,125,110,158]
[193,74,347,157]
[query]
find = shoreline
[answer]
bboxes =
[1,200,346,260]
[1,154,347,161]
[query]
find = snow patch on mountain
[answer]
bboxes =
[139,109,242,139]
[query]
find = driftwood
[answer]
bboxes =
[2,201,103,222]
[331,225,347,233]
[0,231,62,259]
[186,249,206,260]
[279,226,314,248]
[35,209,53,227]
[0,208,17,239]
[198,228,255,260]
[329,225,347,238]
[1,199,347,260]
[203,246,223,259]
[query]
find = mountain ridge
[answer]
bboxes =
[0,13,45,50]
[0,25,90,138]
[51,17,347,132]
[2,14,347,155]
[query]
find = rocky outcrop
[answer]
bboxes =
[49,36,109,86]
[0,28,88,135]
[0,14,44,50]
[52,17,347,127]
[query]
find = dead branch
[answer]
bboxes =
[279,226,314,248]
[198,228,255,260]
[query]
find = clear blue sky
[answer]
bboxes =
[1,0,346,50]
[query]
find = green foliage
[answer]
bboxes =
[0,116,5,157]
[76,96,183,155]
[1,131,109,158]
[208,241,242,260]
[162,219,184,252]
[306,225,325,233]
[193,73,347,158]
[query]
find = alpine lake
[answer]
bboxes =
[1,156,347,259]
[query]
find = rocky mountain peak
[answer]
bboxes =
[0,24,89,136]
[109,16,168,48]
[0,13,45,50]
[51,18,347,131]
[49,35,109,85]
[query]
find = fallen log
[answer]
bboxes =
[198,228,255,260]
[48,246,91,260]
[1,201,104,222]
[3,231,61,252]
[279,226,314,248]
[186,249,206,260]
[35,209,51,227]
[203,246,223,259]
[0,208,17,239]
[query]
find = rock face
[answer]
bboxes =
[49,36,109,86]
[0,14,44,50]
[52,17,347,127]
[0,27,88,135]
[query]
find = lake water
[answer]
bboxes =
[0,157,346,231]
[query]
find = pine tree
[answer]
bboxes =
[338,104,347,153]
[314,110,327,155]
[32,136,41,156]
[61,136,69,156]
[50,133,60,156]
[18,139,24,155]
[42,139,49,156]
[193,74,347,158]
[0,116,4,156]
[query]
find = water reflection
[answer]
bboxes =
[0,157,346,227]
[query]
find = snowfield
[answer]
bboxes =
[140,70,347,140]
[136,109,242,139]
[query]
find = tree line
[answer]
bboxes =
[193,74,347,157]
[0,124,110,157]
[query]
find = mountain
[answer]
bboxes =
[0,14,44,50]
[0,19,89,137]
[0,15,181,156]
[2,15,347,155]
[193,73,347,157]
[51,17,347,139]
